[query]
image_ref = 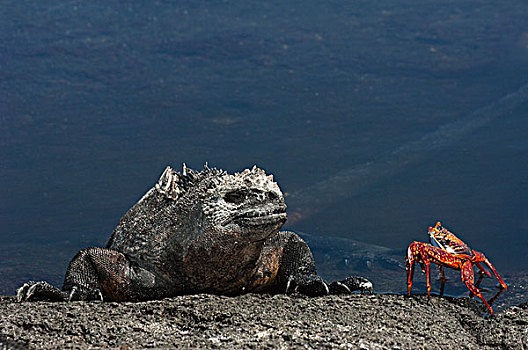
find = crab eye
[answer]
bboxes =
[224,190,245,204]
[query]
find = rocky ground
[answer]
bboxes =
[1,293,527,350]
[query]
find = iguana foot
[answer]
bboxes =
[16,281,104,302]
[16,281,68,302]
[66,285,104,301]
[285,275,329,297]
[329,276,373,294]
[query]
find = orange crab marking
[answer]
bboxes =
[405,222,507,315]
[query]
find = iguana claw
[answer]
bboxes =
[285,275,329,296]
[16,281,67,302]
[329,276,373,294]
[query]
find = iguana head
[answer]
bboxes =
[155,164,287,241]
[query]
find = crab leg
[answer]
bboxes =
[468,270,488,298]
[474,262,492,278]
[405,245,416,295]
[406,242,428,295]
[424,256,432,298]
[461,260,494,315]
[438,266,446,297]
[474,271,485,290]
[421,244,460,298]
[406,242,435,298]
[473,251,507,291]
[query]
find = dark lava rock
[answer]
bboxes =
[1,293,526,349]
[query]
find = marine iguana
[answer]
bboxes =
[16,165,372,302]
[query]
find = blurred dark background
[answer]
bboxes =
[1,0,527,295]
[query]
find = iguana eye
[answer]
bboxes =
[224,190,245,204]
[267,192,278,201]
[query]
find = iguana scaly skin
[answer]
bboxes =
[17,165,372,302]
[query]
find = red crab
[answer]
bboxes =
[405,222,507,315]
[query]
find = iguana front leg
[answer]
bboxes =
[277,231,331,296]
[17,247,159,302]
[248,231,373,296]
[247,231,328,296]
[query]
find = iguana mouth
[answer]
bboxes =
[231,206,287,226]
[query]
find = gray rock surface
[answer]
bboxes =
[1,293,526,349]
